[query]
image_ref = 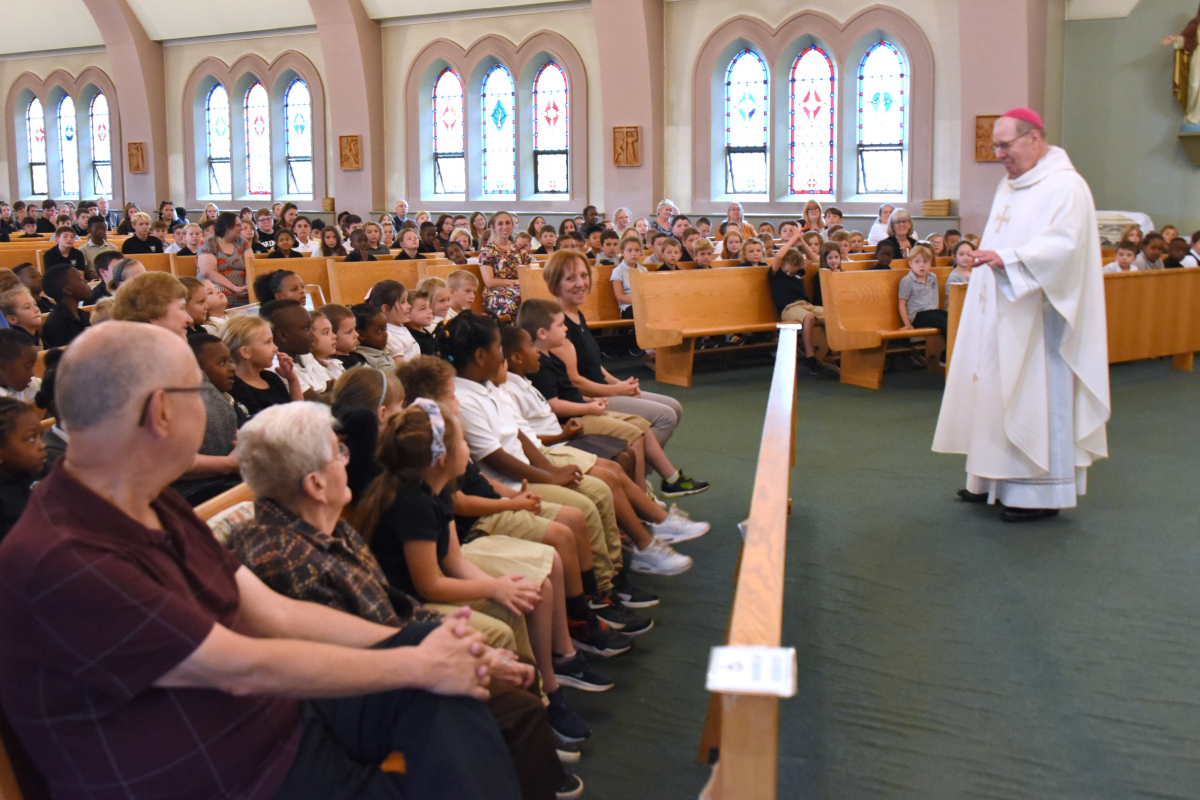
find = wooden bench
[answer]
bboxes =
[517,265,626,329]
[328,261,421,306]
[245,256,331,306]
[127,253,173,273]
[0,250,43,271]
[171,254,197,278]
[820,267,951,390]
[629,267,780,387]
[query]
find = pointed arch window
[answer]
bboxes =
[432,68,465,194]
[284,79,312,196]
[532,61,569,194]
[788,46,835,196]
[27,98,47,197]
[856,41,907,195]
[724,49,769,195]
[245,82,271,197]
[57,96,80,199]
[481,64,516,195]
[90,92,111,197]
[205,84,231,196]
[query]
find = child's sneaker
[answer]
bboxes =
[660,472,709,498]
[628,539,692,576]
[546,688,591,743]
[649,504,711,544]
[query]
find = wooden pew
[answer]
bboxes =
[171,255,197,278]
[1103,269,1200,369]
[245,256,331,306]
[629,267,780,387]
[328,261,421,306]
[819,268,950,390]
[0,250,43,271]
[127,253,173,273]
[517,265,625,329]
[418,262,485,314]
[697,326,798,800]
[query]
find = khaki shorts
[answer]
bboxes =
[543,445,599,472]
[782,300,824,323]
[470,501,564,542]
[575,412,651,445]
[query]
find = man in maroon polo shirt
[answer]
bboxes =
[0,322,521,800]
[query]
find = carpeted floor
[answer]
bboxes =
[570,353,1200,800]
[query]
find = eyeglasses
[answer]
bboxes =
[992,130,1034,154]
[139,386,206,427]
[334,442,351,463]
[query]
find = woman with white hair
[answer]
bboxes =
[879,208,919,258]
[867,203,895,245]
[649,200,676,234]
[724,202,757,239]
[227,400,580,800]
[612,207,632,234]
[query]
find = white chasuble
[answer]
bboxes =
[933,146,1110,508]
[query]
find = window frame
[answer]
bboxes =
[787,44,836,198]
[89,91,112,199]
[243,81,272,198]
[723,48,770,197]
[26,97,47,198]
[57,95,80,200]
[204,83,232,198]
[480,63,517,197]
[854,40,908,197]
[432,67,466,196]
[282,78,313,197]
[531,60,569,195]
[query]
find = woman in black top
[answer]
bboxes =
[121,213,164,254]
[223,315,303,416]
[542,250,708,497]
[879,208,919,259]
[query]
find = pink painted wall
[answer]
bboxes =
[957,0,1048,234]
[594,0,664,214]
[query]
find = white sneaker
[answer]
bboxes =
[628,538,693,576]
[649,505,711,544]
[645,480,668,511]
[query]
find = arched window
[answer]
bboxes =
[432,68,465,195]
[283,79,312,196]
[481,65,516,196]
[788,46,835,196]
[245,82,271,197]
[206,84,231,196]
[90,92,111,197]
[532,61,569,194]
[26,98,47,197]
[724,49,769,195]
[57,96,80,199]
[856,41,907,195]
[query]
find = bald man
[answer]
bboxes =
[0,322,522,800]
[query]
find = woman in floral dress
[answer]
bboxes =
[478,210,532,317]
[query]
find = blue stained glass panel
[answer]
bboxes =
[856,41,907,194]
[284,79,312,196]
[481,64,516,195]
[724,49,768,194]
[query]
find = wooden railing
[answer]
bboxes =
[698,324,800,800]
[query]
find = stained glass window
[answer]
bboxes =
[58,96,80,199]
[724,49,769,195]
[481,64,516,195]
[788,46,835,196]
[205,84,231,196]
[245,82,271,197]
[532,61,568,194]
[856,41,907,195]
[432,68,465,194]
[284,79,312,196]
[90,92,111,197]
[27,98,47,196]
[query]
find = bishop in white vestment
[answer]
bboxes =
[933,109,1110,521]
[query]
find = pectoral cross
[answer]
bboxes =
[994,205,1012,233]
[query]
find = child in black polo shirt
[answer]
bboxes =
[120,213,164,254]
[17,218,39,239]
[40,265,92,348]
[43,227,86,273]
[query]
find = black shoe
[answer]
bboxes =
[802,356,823,376]
[1001,508,1060,523]
[569,616,633,657]
[546,689,591,743]
[613,572,660,608]
[957,488,989,504]
[588,595,654,635]
[554,651,615,692]
[551,729,581,763]
[660,472,709,498]
[556,773,585,800]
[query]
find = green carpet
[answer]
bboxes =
[570,354,1200,800]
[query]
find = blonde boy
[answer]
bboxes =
[416,275,451,331]
[445,269,479,321]
[0,288,43,341]
[657,237,683,271]
[848,230,865,254]
[897,244,946,336]
[692,238,715,269]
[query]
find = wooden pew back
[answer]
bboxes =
[129,253,173,274]
[245,256,331,305]
[518,265,623,326]
[0,250,43,271]
[1104,268,1200,364]
[630,267,778,350]
[171,255,197,278]
[328,261,421,306]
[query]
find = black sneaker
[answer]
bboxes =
[613,572,659,608]
[551,729,581,763]
[554,652,615,692]
[803,356,823,376]
[660,472,710,498]
[557,773,585,800]
[568,616,633,657]
[588,595,654,636]
[546,689,591,743]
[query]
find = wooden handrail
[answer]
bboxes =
[699,324,799,800]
